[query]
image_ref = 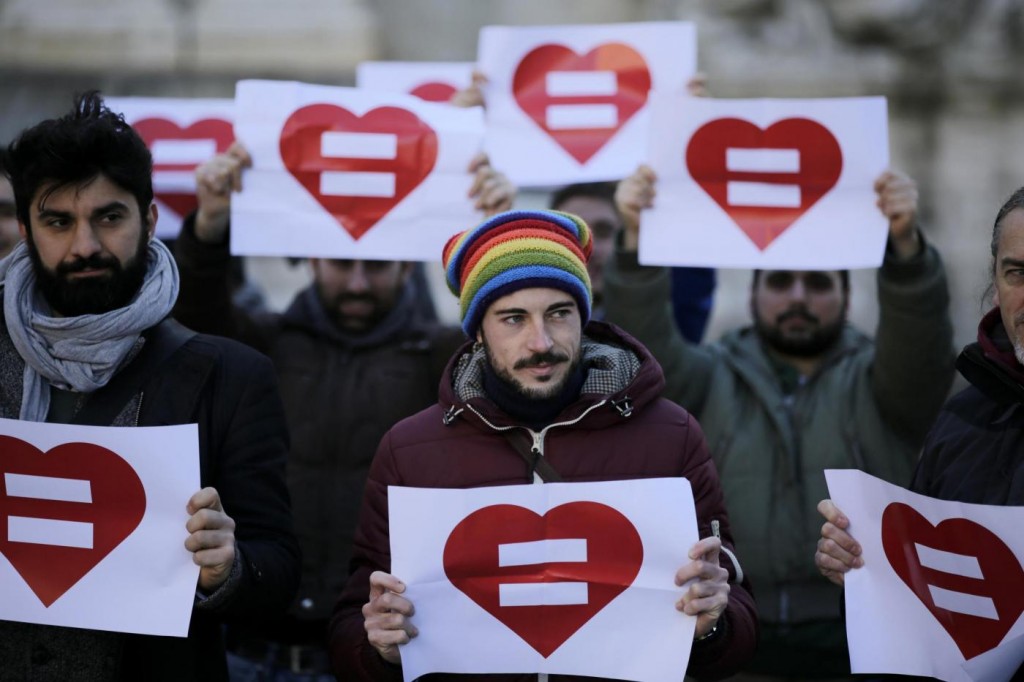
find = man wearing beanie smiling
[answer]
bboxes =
[328,210,758,680]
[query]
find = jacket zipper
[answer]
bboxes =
[464,400,609,484]
[133,392,144,426]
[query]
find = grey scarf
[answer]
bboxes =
[0,239,180,422]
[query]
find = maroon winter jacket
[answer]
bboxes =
[328,321,758,680]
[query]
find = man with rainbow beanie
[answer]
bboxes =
[327,209,758,681]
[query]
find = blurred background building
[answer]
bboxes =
[3,0,1023,380]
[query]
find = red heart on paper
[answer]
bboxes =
[0,436,146,607]
[443,501,643,657]
[881,502,1024,660]
[685,117,843,250]
[132,117,234,218]
[409,81,458,103]
[279,104,438,240]
[513,43,651,164]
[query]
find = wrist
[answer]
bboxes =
[693,616,725,643]
[887,227,922,262]
[195,210,230,245]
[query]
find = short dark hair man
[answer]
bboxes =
[172,142,513,677]
[0,92,299,681]
[328,210,758,680]
[605,164,955,678]
[816,187,1024,680]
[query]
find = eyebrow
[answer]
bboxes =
[36,201,130,221]
[491,299,577,316]
[1000,257,1024,269]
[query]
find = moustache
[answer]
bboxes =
[334,293,379,306]
[777,307,819,325]
[56,254,119,276]
[514,351,569,370]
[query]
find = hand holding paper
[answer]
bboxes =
[467,152,516,216]
[614,164,657,251]
[675,536,729,638]
[195,141,251,244]
[185,486,236,592]
[874,169,921,260]
[364,570,418,665]
[815,498,864,587]
[450,71,488,109]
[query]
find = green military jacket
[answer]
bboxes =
[604,244,955,625]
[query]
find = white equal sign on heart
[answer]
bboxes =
[497,538,589,607]
[4,473,94,549]
[319,132,397,198]
[915,543,999,620]
[151,139,219,193]
[545,71,619,130]
[725,148,802,208]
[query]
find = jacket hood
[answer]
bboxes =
[279,278,426,350]
[958,307,1024,403]
[438,320,666,430]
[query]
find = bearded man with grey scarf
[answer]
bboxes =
[0,92,300,682]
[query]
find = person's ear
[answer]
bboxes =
[145,203,158,241]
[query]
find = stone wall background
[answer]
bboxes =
[3,0,1024,387]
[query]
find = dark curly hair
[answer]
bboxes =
[5,90,153,231]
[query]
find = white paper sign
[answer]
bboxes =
[106,97,235,239]
[0,417,201,636]
[389,478,698,682]
[478,22,697,187]
[231,80,485,260]
[641,96,889,269]
[825,469,1024,682]
[356,61,475,103]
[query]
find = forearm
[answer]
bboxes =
[873,239,956,442]
[604,249,714,410]
[173,214,272,351]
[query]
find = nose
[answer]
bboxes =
[345,261,370,293]
[69,221,102,260]
[788,276,808,302]
[524,318,554,353]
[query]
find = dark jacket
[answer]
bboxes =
[913,308,1024,504]
[0,317,300,682]
[173,217,464,636]
[328,321,758,681]
[904,309,1024,680]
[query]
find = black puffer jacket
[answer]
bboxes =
[913,308,1024,505]
[174,218,464,637]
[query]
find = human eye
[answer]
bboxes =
[43,215,70,229]
[804,273,835,292]
[98,210,125,225]
[1005,268,1024,282]
[502,314,524,326]
[764,272,794,290]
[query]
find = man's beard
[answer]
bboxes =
[754,305,845,358]
[317,289,392,333]
[28,236,149,317]
[482,337,578,400]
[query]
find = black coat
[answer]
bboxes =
[173,218,463,635]
[913,311,1024,505]
[0,320,300,682]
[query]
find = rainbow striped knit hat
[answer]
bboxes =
[442,209,593,338]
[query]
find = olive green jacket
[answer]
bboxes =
[604,243,955,625]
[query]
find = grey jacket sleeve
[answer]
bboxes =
[871,238,956,445]
[603,249,718,414]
